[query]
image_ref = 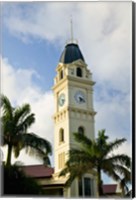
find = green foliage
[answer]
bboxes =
[59,129,131,197]
[0,94,52,166]
[3,164,45,195]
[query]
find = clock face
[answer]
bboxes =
[74,91,86,104]
[58,93,65,106]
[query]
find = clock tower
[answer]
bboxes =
[52,41,97,197]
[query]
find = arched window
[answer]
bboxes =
[78,126,84,135]
[78,177,93,197]
[59,128,64,143]
[60,70,63,80]
[76,67,82,77]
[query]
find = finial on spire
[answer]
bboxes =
[70,15,74,43]
[66,15,78,45]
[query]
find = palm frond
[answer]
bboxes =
[1,95,52,166]
[16,113,35,133]
[60,129,131,196]
[19,133,52,164]
[102,163,121,182]
[97,129,108,143]
[23,133,52,154]
[69,148,96,166]
[112,164,131,182]
[59,162,93,187]
[1,95,13,120]
[119,177,129,195]
[25,145,51,165]
[73,132,93,148]
[59,166,70,177]
[59,152,96,187]
[43,156,51,166]
[104,154,131,169]
[12,135,23,158]
[106,138,126,154]
[108,170,121,182]
[103,161,131,184]
[13,104,31,125]
[65,174,76,187]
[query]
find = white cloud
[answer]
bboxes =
[1,57,40,104]
[3,2,77,43]
[94,84,132,158]
[3,2,132,91]
[1,57,54,165]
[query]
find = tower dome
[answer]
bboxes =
[59,43,85,64]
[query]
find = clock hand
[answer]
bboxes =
[79,97,85,102]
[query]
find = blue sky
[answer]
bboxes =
[1,1,132,184]
[2,18,60,91]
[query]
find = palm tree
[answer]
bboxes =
[0,94,52,166]
[3,163,45,195]
[59,130,131,197]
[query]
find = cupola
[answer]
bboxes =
[59,42,85,64]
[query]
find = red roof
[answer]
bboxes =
[102,184,117,194]
[21,165,54,178]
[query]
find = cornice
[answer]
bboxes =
[68,106,97,115]
[52,75,95,91]
[53,106,97,119]
[67,75,95,86]
[52,77,67,91]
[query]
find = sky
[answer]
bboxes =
[1,1,132,184]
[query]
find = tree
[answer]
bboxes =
[3,164,45,195]
[59,130,131,197]
[0,94,52,166]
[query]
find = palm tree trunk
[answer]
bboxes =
[6,144,12,166]
[97,166,103,197]
[121,187,125,197]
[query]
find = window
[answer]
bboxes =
[78,126,84,135]
[71,68,74,75]
[60,70,63,80]
[78,177,93,197]
[59,128,64,143]
[76,67,82,77]
[78,178,83,197]
[84,178,91,196]
[58,152,65,169]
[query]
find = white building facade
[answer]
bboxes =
[52,41,97,197]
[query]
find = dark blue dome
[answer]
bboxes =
[59,43,85,64]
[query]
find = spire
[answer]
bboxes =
[66,16,78,45]
[70,15,74,43]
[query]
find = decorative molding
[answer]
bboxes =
[68,106,97,115]
[52,77,67,91]
[54,106,96,123]
[67,75,95,86]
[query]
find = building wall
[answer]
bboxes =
[53,59,97,197]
